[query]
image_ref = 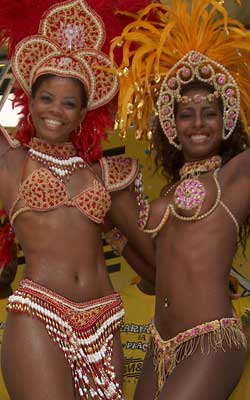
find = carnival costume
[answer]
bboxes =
[111,0,250,392]
[149,318,247,395]
[3,148,139,400]
[0,0,150,398]
[8,279,125,399]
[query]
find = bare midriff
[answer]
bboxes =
[13,206,114,303]
[154,211,237,340]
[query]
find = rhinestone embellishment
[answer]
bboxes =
[174,179,206,210]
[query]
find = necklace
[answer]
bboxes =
[28,137,86,180]
[174,156,222,212]
[179,156,222,180]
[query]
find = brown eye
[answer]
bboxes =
[178,112,192,119]
[64,101,76,108]
[205,111,217,117]
[40,95,52,103]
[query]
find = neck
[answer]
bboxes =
[179,155,222,179]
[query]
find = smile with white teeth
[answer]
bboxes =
[190,134,208,143]
[44,119,62,127]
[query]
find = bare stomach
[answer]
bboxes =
[154,277,234,340]
[18,251,114,303]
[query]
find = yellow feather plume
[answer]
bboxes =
[111,0,250,139]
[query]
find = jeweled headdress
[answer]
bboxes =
[111,0,250,147]
[0,0,149,161]
[12,0,118,111]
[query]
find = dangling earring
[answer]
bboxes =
[27,112,33,127]
[75,123,83,136]
[27,112,36,136]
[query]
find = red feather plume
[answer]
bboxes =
[0,0,151,58]
[0,1,60,56]
[0,221,15,272]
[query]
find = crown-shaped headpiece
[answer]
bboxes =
[12,0,118,110]
[158,51,240,149]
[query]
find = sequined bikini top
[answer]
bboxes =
[137,169,239,238]
[9,156,139,225]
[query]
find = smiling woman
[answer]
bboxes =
[29,75,87,144]
[112,1,250,399]
[175,84,224,162]
[0,1,155,399]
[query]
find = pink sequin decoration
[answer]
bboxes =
[162,106,171,115]
[168,77,177,89]
[217,74,226,85]
[166,126,175,137]
[181,67,191,78]
[174,178,205,210]
[191,52,200,62]
[201,65,210,76]
[226,88,234,97]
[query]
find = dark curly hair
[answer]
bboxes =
[152,80,250,253]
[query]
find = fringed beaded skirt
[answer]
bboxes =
[7,279,125,399]
[150,317,247,395]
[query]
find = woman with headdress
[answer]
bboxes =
[112,1,250,398]
[0,1,155,399]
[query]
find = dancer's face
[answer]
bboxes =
[29,75,87,144]
[175,88,223,161]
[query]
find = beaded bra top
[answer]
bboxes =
[136,157,239,238]
[9,155,139,225]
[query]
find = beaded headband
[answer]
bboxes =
[111,1,250,144]
[11,0,118,111]
[158,51,240,149]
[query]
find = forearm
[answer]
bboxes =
[122,240,156,284]
[104,224,155,284]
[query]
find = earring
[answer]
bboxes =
[27,113,33,127]
[75,123,83,136]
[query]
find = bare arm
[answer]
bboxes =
[122,240,155,284]
[107,188,156,284]
[103,219,155,284]
[0,124,20,158]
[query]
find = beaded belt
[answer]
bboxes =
[150,317,247,394]
[8,279,125,399]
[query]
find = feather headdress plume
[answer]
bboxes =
[111,0,250,145]
[0,0,150,162]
